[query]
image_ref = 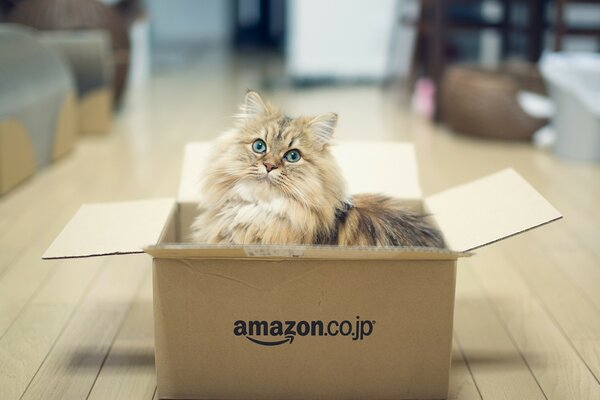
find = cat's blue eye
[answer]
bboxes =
[252,139,266,154]
[284,149,301,163]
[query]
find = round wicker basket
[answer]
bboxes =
[440,64,547,141]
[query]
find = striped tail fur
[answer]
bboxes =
[335,194,445,248]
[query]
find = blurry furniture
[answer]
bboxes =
[287,0,398,82]
[554,0,600,51]
[440,63,547,140]
[0,24,76,194]
[408,0,546,121]
[127,15,151,88]
[233,0,286,50]
[4,0,137,108]
[40,30,114,134]
[541,52,600,161]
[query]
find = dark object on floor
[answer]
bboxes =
[440,63,547,141]
[3,0,140,108]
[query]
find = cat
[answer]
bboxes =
[190,91,445,248]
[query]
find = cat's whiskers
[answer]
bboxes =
[211,165,246,177]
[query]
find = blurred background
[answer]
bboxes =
[0,0,599,196]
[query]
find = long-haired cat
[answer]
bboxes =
[191,91,444,248]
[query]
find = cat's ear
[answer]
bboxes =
[240,90,269,119]
[309,112,337,148]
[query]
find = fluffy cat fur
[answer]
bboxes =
[190,91,445,248]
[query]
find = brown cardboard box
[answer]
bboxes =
[0,92,77,194]
[78,87,112,135]
[44,142,561,399]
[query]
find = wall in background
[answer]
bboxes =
[286,0,401,81]
[147,0,233,48]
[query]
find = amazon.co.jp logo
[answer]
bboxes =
[233,317,375,346]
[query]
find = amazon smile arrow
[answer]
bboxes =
[245,335,295,346]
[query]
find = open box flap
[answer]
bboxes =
[43,198,176,259]
[425,169,562,253]
[178,142,213,202]
[177,141,422,203]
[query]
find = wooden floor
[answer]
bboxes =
[1,51,599,400]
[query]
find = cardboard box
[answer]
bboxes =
[0,91,77,194]
[44,142,561,399]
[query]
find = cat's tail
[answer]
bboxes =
[336,194,445,248]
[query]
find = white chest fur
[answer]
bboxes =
[197,181,318,244]
[224,181,291,226]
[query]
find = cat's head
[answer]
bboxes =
[209,91,346,207]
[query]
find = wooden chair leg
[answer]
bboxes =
[528,0,544,61]
[554,0,565,51]
[431,0,446,121]
[408,1,428,94]
[501,0,512,58]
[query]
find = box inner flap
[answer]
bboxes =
[144,243,466,261]
[177,141,422,202]
[43,198,176,259]
[330,142,422,199]
[425,168,562,252]
[178,142,212,202]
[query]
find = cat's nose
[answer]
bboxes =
[263,163,277,173]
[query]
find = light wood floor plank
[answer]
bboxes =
[454,265,547,400]
[546,244,600,313]
[504,237,600,384]
[87,271,156,400]
[0,259,104,399]
[448,339,482,400]
[469,248,600,400]
[20,256,149,400]
[0,253,57,338]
